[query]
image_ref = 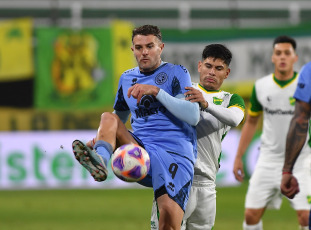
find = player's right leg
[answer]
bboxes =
[73,112,138,182]
[73,139,108,181]
[244,208,265,229]
[243,164,280,230]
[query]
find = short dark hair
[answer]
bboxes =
[132,25,162,42]
[202,44,232,66]
[273,35,297,50]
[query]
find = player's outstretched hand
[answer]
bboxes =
[128,84,160,104]
[233,157,245,182]
[184,87,208,109]
[281,174,300,199]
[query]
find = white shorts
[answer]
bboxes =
[151,178,216,230]
[245,162,311,210]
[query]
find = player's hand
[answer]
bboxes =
[127,84,160,104]
[233,157,245,182]
[184,87,208,109]
[280,174,300,199]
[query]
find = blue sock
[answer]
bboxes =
[94,140,113,166]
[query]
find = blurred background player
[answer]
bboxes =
[281,61,311,228]
[72,24,200,230]
[151,44,245,230]
[233,36,311,230]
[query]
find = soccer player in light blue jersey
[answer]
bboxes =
[281,61,311,229]
[72,25,200,230]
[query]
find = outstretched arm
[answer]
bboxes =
[184,86,244,127]
[281,100,311,199]
[127,83,200,126]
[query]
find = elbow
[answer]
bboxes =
[230,122,240,127]
[229,117,244,127]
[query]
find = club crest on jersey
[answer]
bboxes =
[213,97,223,105]
[155,72,168,85]
[289,96,295,106]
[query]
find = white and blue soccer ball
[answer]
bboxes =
[111,143,150,182]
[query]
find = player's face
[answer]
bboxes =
[271,43,298,75]
[131,35,164,72]
[198,57,230,90]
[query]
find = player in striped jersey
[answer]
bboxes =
[151,44,245,230]
[233,36,311,230]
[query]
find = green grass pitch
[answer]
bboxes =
[0,182,298,230]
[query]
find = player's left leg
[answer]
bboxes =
[183,181,216,230]
[150,198,159,230]
[146,145,194,230]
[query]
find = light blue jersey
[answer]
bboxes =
[114,62,197,164]
[294,61,311,104]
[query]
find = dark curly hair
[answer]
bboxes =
[132,25,162,42]
[202,44,232,66]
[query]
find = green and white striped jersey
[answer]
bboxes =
[192,82,245,182]
[249,72,310,164]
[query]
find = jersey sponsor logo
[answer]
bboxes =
[264,108,294,115]
[213,97,223,105]
[134,95,167,118]
[155,72,168,85]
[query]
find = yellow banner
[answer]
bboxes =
[0,107,135,131]
[111,20,136,93]
[0,18,34,81]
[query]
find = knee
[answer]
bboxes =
[100,112,119,124]
[245,209,262,225]
[97,112,119,135]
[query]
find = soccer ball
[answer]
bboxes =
[111,143,150,182]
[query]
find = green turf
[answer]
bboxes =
[216,182,298,229]
[0,182,299,230]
